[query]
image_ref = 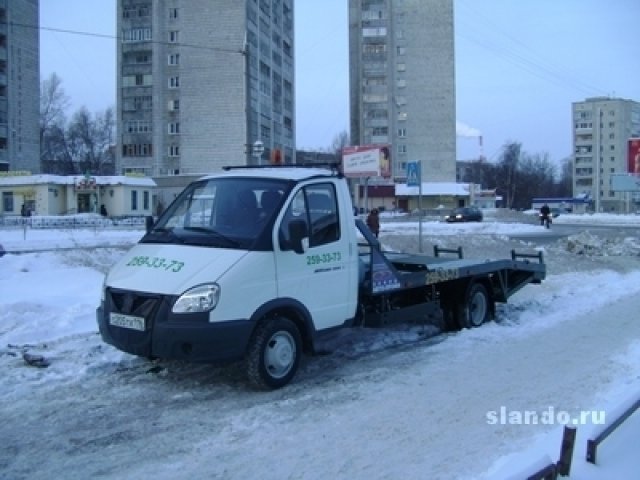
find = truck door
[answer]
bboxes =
[275,182,354,330]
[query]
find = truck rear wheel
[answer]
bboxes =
[458,282,491,329]
[246,316,302,390]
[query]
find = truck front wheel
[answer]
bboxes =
[246,316,302,390]
[458,282,491,329]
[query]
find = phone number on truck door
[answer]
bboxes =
[125,255,185,272]
[306,252,342,265]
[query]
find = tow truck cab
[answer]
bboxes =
[97,167,360,389]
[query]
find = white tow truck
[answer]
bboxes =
[97,165,545,389]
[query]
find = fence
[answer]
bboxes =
[586,395,639,465]
[0,214,147,229]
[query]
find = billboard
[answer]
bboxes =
[611,173,640,192]
[628,138,640,174]
[342,144,391,178]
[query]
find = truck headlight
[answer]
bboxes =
[173,284,220,313]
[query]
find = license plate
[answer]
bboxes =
[109,313,145,331]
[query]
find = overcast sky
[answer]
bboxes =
[39,0,640,165]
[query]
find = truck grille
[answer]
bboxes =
[109,290,159,318]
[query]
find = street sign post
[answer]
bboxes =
[407,161,423,252]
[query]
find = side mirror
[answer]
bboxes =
[145,215,154,234]
[288,219,308,254]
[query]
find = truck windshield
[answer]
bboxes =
[142,177,289,249]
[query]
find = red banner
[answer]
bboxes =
[628,138,640,174]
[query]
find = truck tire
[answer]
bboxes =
[246,316,302,390]
[457,282,491,329]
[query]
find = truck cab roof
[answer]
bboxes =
[202,166,341,183]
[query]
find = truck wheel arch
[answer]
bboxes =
[249,298,316,354]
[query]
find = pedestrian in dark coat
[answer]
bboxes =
[366,209,380,237]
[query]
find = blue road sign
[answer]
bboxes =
[406,161,420,187]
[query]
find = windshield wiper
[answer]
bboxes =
[182,226,241,247]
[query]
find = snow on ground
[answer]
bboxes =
[1,215,640,479]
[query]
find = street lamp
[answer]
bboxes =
[252,139,264,165]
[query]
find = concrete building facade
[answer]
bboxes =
[572,97,640,212]
[116,0,295,178]
[348,0,456,183]
[0,0,40,173]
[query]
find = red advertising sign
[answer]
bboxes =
[628,138,640,174]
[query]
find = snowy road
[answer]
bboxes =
[2,221,640,479]
[2,267,640,479]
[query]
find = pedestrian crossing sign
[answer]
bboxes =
[406,161,420,187]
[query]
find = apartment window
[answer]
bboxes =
[364,44,386,55]
[143,191,150,210]
[397,144,407,154]
[122,28,152,43]
[398,112,407,121]
[2,191,13,212]
[397,46,406,55]
[362,27,387,37]
[168,99,180,111]
[169,31,179,43]
[168,54,180,66]
[397,79,406,88]
[131,191,138,211]
[122,74,152,87]
[125,120,152,133]
[122,144,153,157]
[168,122,180,134]
[168,145,180,157]
[397,63,406,72]
[169,8,179,19]
[398,128,407,137]
[169,76,180,88]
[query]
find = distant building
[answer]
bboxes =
[0,0,40,173]
[0,173,155,217]
[348,0,456,182]
[116,0,295,178]
[572,97,640,213]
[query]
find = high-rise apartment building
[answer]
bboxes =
[116,0,295,177]
[0,0,40,173]
[348,0,455,182]
[572,97,640,212]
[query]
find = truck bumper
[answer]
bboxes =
[96,289,254,364]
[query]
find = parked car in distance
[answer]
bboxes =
[444,206,483,223]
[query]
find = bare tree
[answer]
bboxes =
[40,73,71,169]
[556,157,573,197]
[67,107,115,175]
[40,74,115,175]
[329,130,350,159]
[496,142,521,209]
